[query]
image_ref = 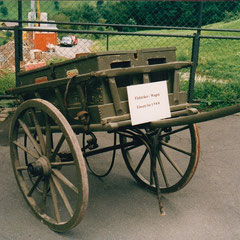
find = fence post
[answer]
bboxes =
[14,26,20,87]
[18,0,23,61]
[188,2,203,103]
[107,34,109,51]
[188,33,200,102]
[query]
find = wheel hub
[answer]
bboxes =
[28,156,52,176]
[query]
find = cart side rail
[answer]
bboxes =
[9,61,192,95]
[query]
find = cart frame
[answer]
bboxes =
[8,48,240,232]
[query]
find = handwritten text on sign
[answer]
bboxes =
[127,81,171,126]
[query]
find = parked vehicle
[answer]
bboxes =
[69,35,78,45]
[60,36,74,47]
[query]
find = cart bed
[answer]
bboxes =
[12,48,192,126]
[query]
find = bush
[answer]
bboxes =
[6,31,12,38]
[54,1,59,11]
[0,6,8,16]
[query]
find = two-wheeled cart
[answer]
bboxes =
[8,47,240,232]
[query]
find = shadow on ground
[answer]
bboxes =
[0,114,12,146]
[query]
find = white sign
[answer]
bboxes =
[127,81,171,126]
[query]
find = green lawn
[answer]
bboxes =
[0,30,5,45]
[91,19,240,107]
[93,19,240,83]
[0,71,15,95]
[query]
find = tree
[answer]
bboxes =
[54,1,59,11]
[62,3,101,30]
[52,12,70,29]
[6,31,12,38]
[0,6,8,16]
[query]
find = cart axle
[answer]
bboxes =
[28,156,51,177]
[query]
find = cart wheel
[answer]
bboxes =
[120,124,200,193]
[9,99,89,232]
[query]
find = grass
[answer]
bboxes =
[91,19,240,108]
[0,30,6,45]
[180,79,240,110]
[0,99,16,108]
[93,18,240,83]
[0,70,15,95]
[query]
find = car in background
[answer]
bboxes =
[69,35,78,45]
[60,36,74,47]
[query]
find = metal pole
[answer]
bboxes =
[107,34,109,51]
[188,33,199,102]
[18,0,23,61]
[188,1,203,103]
[14,26,20,87]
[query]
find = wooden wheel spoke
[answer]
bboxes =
[52,169,78,194]
[41,177,49,212]
[18,119,41,156]
[160,147,184,177]
[13,140,39,159]
[49,177,61,223]
[16,165,28,171]
[135,149,148,173]
[160,126,189,138]
[160,141,191,156]
[51,175,74,218]
[51,134,65,162]
[51,161,75,167]
[150,161,154,186]
[156,153,169,187]
[27,176,43,197]
[44,113,52,158]
[29,109,46,155]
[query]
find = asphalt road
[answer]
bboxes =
[55,38,93,59]
[0,114,240,240]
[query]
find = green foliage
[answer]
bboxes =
[54,1,59,11]
[0,1,3,6]
[0,31,5,46]
[0,71,15,95]
[223,11,240,22]
[46,56,68,65]
[54,1,240,28]
[5,30,12,38]
[62,3,100,24]
[180,79,240,109]
[0,6,8,16]
[122,18,137,32]
[0,99,16,108]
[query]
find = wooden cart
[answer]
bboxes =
[8,48,240,232]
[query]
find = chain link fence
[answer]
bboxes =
[0,1,240,102]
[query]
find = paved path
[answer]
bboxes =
[55,38,94,59]
[0,114,239,240]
